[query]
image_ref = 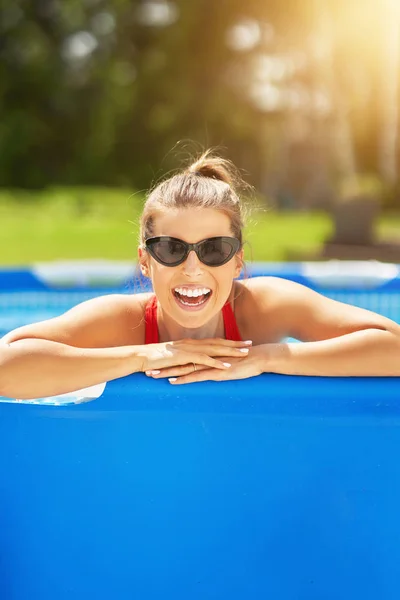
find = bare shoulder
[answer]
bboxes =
[237,275,316,312]
[2,292,153,348]
[236,276,296,305]
[234,277,299,343]
[234,276,399,343]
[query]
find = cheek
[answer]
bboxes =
[149,264,173,293]
[224,260,240,280]
[211,266,236,295]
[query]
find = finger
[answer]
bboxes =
[171,338,252,350]
[190,352,233,370]
[168,368,226,385]
[197,338,252,347]
[146,363,208,378]
[179,344,252,358]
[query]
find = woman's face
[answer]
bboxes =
[139,207,243,329]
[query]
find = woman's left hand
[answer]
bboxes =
[145,345,269,384]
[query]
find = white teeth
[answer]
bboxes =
[180,298,206,306]
[174,286,211,297]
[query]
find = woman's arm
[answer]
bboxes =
[0,293,248,398]
[251,276,400,376]
[266,329,400,376]
[157,278,400,383]
[254,276,400,377]
[0,294,147,399]
[0,337,248,399]
[0,339,144,399]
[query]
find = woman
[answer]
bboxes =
[1,152,400,399]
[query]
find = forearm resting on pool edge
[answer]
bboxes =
[269,328,400,377]
[0,339,145,399]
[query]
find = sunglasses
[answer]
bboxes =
[145,236,241,267]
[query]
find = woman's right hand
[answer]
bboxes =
[135,338,252,374]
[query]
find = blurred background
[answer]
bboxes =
[1,0,400,265]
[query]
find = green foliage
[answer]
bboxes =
[1,0,399,201]
[337,174,400,211]
[244,211,333,261]
[0,187,140,263]
[0,187,330,264]
[0,0,263,188]
[337,174,386,201]
[2,187,400,265]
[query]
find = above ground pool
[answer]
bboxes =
[1,261,400,600]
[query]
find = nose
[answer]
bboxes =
[182,250,203,276]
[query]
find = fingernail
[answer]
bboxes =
[244,340,253,345]
[239,348,249,353]
[223,362,231,368]
[169,378,177,383]
[146,370,160,375]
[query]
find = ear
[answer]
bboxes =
[138,247,150,278]
[234,249,244,278]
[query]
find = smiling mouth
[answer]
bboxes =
[173,287,212,308]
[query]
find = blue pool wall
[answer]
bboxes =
[2,374,400,600]
[1,261,400,599]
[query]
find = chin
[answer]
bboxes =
[175,312,211,329]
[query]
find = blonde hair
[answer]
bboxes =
[139,150,248,245]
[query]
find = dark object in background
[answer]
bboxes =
[330,195,380,246]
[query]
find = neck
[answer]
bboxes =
[157,308,224,342]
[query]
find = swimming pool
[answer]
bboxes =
[1,261,400,600]
[2,260,400,336]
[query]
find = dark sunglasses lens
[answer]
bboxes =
[199,238,237,266]
[149,239,187,264]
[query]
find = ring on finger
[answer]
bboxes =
[192,362,197,372]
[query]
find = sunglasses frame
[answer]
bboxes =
[145,236,241,267]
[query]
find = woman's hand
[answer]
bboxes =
[145,344,269,384]
[137,338,253,374]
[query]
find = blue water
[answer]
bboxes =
[1,289,400,338]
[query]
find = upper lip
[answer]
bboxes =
[173,284,210,289]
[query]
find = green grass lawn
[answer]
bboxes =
[1,187,399,265]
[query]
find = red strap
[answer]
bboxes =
[222,302,242,341]
[145,295,159,344]
[144,295,242,343]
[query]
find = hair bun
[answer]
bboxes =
[140,148,250,246]
[187,150,235,187]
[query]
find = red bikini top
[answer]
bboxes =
[144,295,242,344]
